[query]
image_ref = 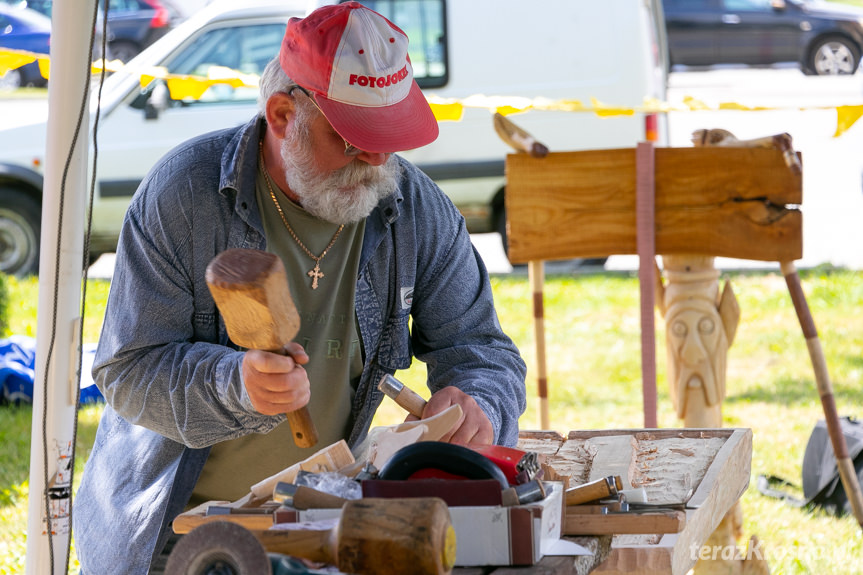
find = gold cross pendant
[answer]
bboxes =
[307,263,324,290]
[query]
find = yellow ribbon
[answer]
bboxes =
[2,47,862,137]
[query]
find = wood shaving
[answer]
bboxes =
[614,534,662,546]
[631,437,725,502]
[520,431,727,505]
[547,440,596,484]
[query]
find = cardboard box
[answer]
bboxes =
[448,481,563,566]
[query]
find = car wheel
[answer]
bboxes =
[109,40,142,64]
[573,257,608,268]
[0,69,23,91]
[808,36,861,75]
[0,188,41,277]
[494,204,509,258]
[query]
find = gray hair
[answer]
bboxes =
[257,57,316,119]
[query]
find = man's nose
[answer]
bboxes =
[355,150,391,166]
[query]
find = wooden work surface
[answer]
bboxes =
[512,428,751,575]
[454,535,612,575]
[172,428,750,575]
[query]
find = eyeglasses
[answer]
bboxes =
[287,84,362,157]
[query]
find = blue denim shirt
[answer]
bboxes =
[73,117,526,574]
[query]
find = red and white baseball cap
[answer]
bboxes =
[280,2,439,153]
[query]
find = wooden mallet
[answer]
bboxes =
[206,248,318,448]
[166,497,457,575]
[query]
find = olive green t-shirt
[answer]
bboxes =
[189,168,365,506]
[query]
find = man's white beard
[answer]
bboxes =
[280,121,400,225]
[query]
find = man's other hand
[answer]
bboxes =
[242,342,310,415]
[406,386,494,445]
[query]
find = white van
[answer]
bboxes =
[0,0,668,276]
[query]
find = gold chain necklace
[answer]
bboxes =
[259,140,345,290]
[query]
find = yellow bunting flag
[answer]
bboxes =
[495,105,530,117]
[590,97,634,117]
[834,105,863,138]
[1,47,860,139]
[0,50,36,75]
[551,99,585,112]
[166,76,213,100]
[682,96,711,111]
[718,102,769,111]
[429,102,463,122]
[91,59,125,75]
[37,57,50,80]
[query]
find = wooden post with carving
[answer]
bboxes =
[505,137,801,575]
[654,129,803,574]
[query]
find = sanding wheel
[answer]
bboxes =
[164,521,272,575]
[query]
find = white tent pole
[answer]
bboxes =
[25,0,97,573]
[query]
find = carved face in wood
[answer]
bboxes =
[665,298,728,420]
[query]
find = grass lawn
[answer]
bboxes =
[1,267,861,573]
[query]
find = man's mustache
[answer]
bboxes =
[336,159,392,187]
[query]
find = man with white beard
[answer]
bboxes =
[74,4,526,574]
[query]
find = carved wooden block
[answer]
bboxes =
[517,428,753,575]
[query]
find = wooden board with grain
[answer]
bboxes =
[173,494,278,534]
[517,428,752,575]
[505,148,802,264]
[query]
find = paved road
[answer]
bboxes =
[4,67,863,278]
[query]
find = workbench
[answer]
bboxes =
[454,427,752,575]
[167,428,750,575]
[454,535,611,575]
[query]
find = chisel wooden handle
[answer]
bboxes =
[378,373,427,418]
[565,475,623,506]
[206,248,318,448]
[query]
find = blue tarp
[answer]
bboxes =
[0,335,103,406]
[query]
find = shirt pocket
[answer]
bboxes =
[193,311,221,345]
[376,310,412,371]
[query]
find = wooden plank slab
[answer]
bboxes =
[666,428,753,575]
[565,510,686,535]
[585,435,637,489]
[518,428,752,575]
[173,499,277,534]
[505,148,802,263]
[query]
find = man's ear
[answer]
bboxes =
[265,92,295,139]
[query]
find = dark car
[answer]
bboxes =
[1,0,113,66]
[105,0,180,62]
[3,0,179,63]
[0,4,50,88]
[662,0,863,75]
